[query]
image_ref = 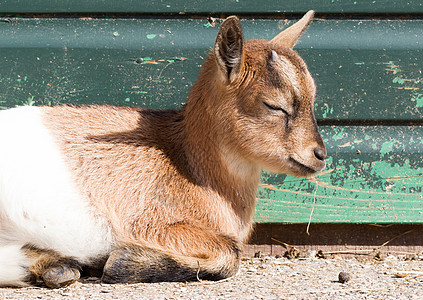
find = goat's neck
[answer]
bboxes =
[181,71,261,217]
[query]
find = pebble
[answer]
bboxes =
[338,271,352,283]
[254,251,263,258]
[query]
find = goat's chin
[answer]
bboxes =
[286,161,326,178]
[263,158,325,178]
[287,169,320,178]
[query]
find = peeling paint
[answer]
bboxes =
[386,60,423,110]
[412,92,423,107]
[393,76,405,84]
[257,126,423,223]
[131,57,186,65]
[331,127,345,141]
[380,140,395,155]
[321,103,334,118]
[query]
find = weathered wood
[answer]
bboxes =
[0,18,422,122]
[244,224,423,257]
[258,125,423,223]
[0,0,422,14]
[1,17,422,224]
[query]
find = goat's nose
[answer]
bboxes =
[313,147,326,161]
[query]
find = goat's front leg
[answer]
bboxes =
[101,224,240,283]
[23,245,81,288]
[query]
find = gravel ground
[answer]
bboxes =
[2,255,423,299]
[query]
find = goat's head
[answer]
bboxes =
[192,11,326,178]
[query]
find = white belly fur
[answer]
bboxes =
[0,106,113,264]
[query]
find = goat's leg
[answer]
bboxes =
[23,244,81,288]
[101,224,240,283]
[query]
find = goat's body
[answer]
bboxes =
[40,105,257,244]
[0,11,326,288]
[0,105,257,286]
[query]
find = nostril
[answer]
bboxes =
[313,147,326,161]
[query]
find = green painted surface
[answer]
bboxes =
[1,16,422,223]
[0,0,422,14]
[0,18,422,122]
[257,126,423,223]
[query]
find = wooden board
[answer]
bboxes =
[257,126,423,223]
[1,16,422,223]
[0,18,422,122]
[0,0,422,14]
[244,224,423,257]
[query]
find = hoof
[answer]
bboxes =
[101,247,134,284]
[42,266,80,288]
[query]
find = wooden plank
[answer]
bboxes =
[257,125,423,223]
[0,0,422,14]
[0,18,422,122]
[1,17,423,223]
[243,224,423,257]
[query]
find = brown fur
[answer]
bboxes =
[37,11,325,284]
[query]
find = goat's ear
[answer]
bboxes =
[271,10,314,48]
[214,16,244,83]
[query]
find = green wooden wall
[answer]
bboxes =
[0,1,422,14]
[1,1,423,223]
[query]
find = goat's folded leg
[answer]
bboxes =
[23,244,81,288]
[102,224,240,283]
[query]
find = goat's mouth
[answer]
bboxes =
[288,157,320,176]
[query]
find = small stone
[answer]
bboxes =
[254,251,263,258]
[338,271,351,283]
[405,254,417,261]
[284,247,300,259]
[316,250,326,259]
[374,251,385,261]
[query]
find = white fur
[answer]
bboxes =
[277,55,300,94]
[0,106,114,285]
[0,244,32,286]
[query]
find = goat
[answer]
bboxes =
[0,11,326,288]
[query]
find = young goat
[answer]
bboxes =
[0,11,326,288]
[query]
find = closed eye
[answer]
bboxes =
[263,102,290,116]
